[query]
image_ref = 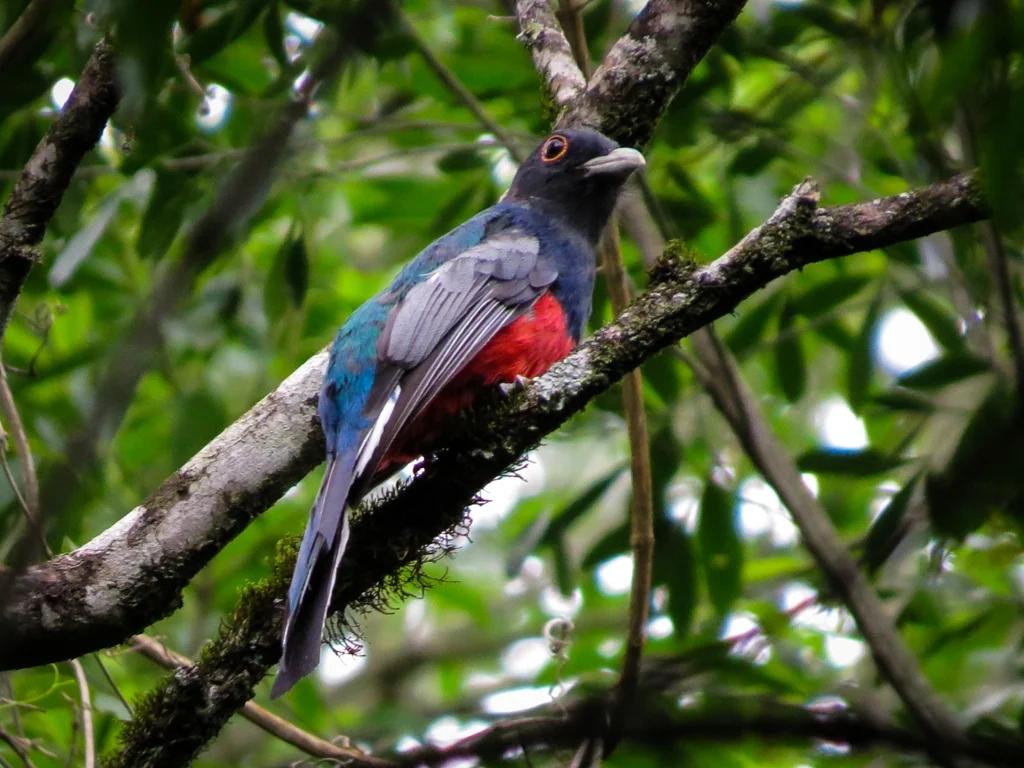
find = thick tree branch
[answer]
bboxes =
[95,174,987,766]
[558,0,747,146]
[0,352,325,669]
[0,173,987,671]
[515,0,588,112]
[0,39,119,344]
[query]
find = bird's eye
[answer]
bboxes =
[540,134,569,164]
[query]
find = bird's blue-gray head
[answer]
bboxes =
[505,129,645,245]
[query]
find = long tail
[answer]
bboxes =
[271,452,357,698]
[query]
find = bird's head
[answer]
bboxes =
[505,129,645,244]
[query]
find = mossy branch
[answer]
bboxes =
[101,171,988,766]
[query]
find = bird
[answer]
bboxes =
[272,128,644,697]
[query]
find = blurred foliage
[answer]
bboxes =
[1,0,1023,766]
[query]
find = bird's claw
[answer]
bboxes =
[498,374,532,397]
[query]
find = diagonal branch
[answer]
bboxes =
[0,173,986,666]
[130,634,394,768]
[94,173,987,766]
[399,5,525,162]
[515,0,588,112]
[689,326,969,757]
[0,39,119,345]
[559,0,747,146]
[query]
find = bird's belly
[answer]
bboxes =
[381,292,573,468]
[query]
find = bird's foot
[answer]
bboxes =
[498,374,532,397]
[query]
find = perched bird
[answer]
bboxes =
[273,129,644,696]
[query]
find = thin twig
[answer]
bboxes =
[556,0,592,76]
[0,727,35,768]
[0,363,39,522]
[553,1,653,752]
[91,654,132,717]
[0,0,59,74]
[957,112,1024,394]
[130,635,394,767]
[67,660,94,768]
[601,224,656,752]
[688,322,968,764]
[397,4,524,161]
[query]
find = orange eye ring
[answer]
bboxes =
[540,134,570,164]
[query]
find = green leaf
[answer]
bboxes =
[870,390,936,413]
[775,300,806,402]
[654,523,698,638]
[50,172,151,286]
[641,350,681,407]
[184,0,268,64]
[792,274,872,318]
[926,384,1023,538]
[283,234,309,307]
[896,353,990,389]
[437,148,487,173]
[725,291,781,358]
[265,227,308,319]
[863,474,920,574]
[697,477,743,615]
[899,289,966,352]
[507,465,625,577]
[848,291,883,413]
[796,448,906,476]
[552,534,574,596]
[729,138,775,176]
[263,2,289,69]
[538,465,626,549]
[108,1,179,120]
[582,523,629,570]
[137,169,191,260]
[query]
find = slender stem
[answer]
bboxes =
[68,659,94,768]
[689,325,968,764]
[130,635,394,768]
[556,0,592,76]
[0,363,39,526]
[554,3,654,747]
[604,226,655,748]
[397,5,524,161]
[0,727,35,768]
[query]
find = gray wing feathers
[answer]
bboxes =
[379,231,545,368]
[354,229,557,481]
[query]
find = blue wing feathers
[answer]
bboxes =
[275,200,597,697]
[272,450,357,698]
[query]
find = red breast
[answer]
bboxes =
[381,292,573,469]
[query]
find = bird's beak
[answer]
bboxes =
[581,147,645,177]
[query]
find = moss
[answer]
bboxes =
[648,239,699,285]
